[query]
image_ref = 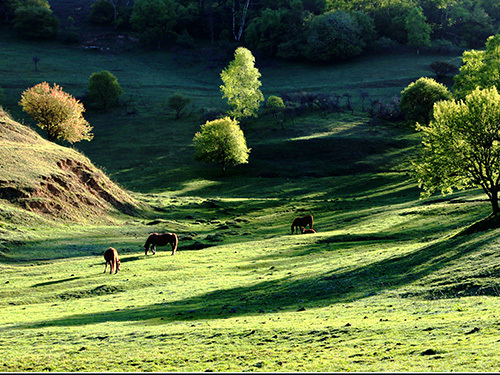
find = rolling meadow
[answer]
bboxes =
[2,28,500,372]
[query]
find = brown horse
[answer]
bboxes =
[103,247,120,274]
[301,227,316,234]
[291,215,313,234]
[144,233,178,255]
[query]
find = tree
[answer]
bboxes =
[245,8,286,57]
[220,47,264,120]
[231,0,251,42]
[88,0,115,25]
[413,87,500,215]
[400,77,453,125]
[192,116,250,173]
[453,35,500,100]
[304,10,371,62]
[167,93,191,119]
[265,95,286,128]
[405,6,431,54]
[130,0,180,49]
[19,82,93,143]
[429,61,458,80]
[88,71,123,110]
[12,3,59,39]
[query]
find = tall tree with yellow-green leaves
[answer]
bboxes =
[220,47,264,120]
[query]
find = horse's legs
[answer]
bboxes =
[103,262,108,273]
[152,245,156,255]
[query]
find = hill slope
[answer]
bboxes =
[0,108,141,223]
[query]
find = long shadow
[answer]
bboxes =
[12,228,495,330]
[31,276,81,288]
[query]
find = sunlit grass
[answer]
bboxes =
[1,28,498,372]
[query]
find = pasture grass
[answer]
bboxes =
[2,28,500,371]
[2,180,499,371]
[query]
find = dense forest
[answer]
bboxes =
[2,0,498,62]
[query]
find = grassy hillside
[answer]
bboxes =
[3,26,500,372]
[0,107,141,229]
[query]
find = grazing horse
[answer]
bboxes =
[301,227,316,234]
[291,215,313,234]
[103,247,120,274]
[144,232,178,256]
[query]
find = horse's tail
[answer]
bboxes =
[310,215,314,229]
[171,233,178,254]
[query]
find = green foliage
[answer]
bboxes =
[12,4,59,39]
[413,87,500,214]
[87,70,124,111]
[429,61,458,79]
[405,6,431,52]
[305,10,374,61]
[167,92,191,119]
[265,95,286,127]
[88,0,114,25]
[19,82,93,144]
[245,8,286,57]
[193,116,250,172]
[130,0,183,49]
[220,47,264,120]
[453,35,500,100]
[400,77,453,125]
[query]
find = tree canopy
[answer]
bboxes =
[87,71,124,110]
[192,116,250,173]
[453,35,500,99]
[220,47,264,120]
[19,82,93,144]
[413,87,500,215]
[400,77,453,125]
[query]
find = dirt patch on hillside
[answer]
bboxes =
[13,158,141,221]
[0,112,143,223]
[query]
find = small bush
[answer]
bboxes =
[167,93,191,119]
[430,61,458,80]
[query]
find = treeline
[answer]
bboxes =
[2,0,499,61]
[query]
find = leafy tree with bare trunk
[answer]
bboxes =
[413,87,500,215]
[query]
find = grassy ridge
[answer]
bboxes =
[3,29,500,371]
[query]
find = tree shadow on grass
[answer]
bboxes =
[11,228,497,330]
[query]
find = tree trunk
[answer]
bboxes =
[232,0,250,42]
[491,190,500,215]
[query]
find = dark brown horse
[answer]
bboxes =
[291,215,313,234]
[301,227,316,234]
[144,233,178,255]
[103,247,120,274]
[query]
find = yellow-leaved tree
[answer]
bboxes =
[193,117,250,173]
[220,47,263,120]
[19,82,93,143]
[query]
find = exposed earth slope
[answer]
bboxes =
[0,108,141,223]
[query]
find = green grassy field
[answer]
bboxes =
[3,28,500,372]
